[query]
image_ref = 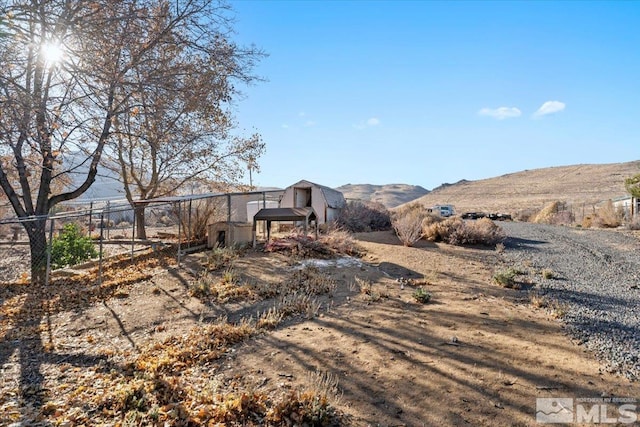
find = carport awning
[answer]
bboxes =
[253,207,317,222]
[252,207,318,247]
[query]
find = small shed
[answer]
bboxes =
[207,222,253,248]
[252,207,318,247]
[279,180,346,224]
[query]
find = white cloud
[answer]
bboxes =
[533,101,566,118]
[477,107,522,120]
[298,111,306,117]
[354,117,381,130]
[304,120,316,127]
[281,124,289,129]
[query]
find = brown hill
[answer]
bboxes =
[404,161,640,215]
[336,183,429,208]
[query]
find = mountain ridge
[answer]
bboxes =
[402,161,640,214]
[335,183,430,208]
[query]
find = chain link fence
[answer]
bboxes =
[0,190,284,285]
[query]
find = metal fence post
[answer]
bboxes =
[177,201,182,267]
[106,201,111,240]
[99,212,104,285]
[89,201,93,235]
[187,199,192,250]
[131,206,136,261]
[45,217,54,287]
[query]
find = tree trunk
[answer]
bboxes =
[134,205,147,239]
[24,219,48,285]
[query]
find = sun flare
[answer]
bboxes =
[40,42,64,64]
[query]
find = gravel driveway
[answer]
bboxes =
[500,221,640,380]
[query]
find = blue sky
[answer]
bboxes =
[229,1,640,190]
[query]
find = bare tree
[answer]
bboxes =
[105,10,265,238]
[0,0,263,283]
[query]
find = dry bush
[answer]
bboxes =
[627,216,640,230]
[392,201,427,219]
[513,208,538,222]
[423,217,461,242]
[266,229,361,258]
[450,217,506,246]
[318,227,362,256]
[549,210,575,226]
[421,213,444,228]
[265,233,335,258]
[591,200,623,228]
[336,200,391,232]
[531,201,561,223]
[392,206,427,246]
[424,217,505,246]
[176,197,226,242]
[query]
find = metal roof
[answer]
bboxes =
[131,189,284,205]
[253,207,317,222]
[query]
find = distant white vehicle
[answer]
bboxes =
[431,204,455,217]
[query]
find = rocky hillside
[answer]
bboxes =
[404,161,640,215]
[336,183,430,208]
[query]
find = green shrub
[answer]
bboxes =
[541,268,555,279]
[492,267,522,288]
[51,223,98,269]
[413,287,432,303]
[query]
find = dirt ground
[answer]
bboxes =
[1,230,639,426]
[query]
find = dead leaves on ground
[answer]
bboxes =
[1,250,345,426]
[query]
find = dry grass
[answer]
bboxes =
[318,228,362,256]
[530,201,575,225]
[529,292,570,319]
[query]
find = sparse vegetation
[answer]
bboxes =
[413,286,432,303]
[354,276,387,302]
[541,268,555,279]
[492,267,523,288]
[207,246,242,271]
[529,291,549,309]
